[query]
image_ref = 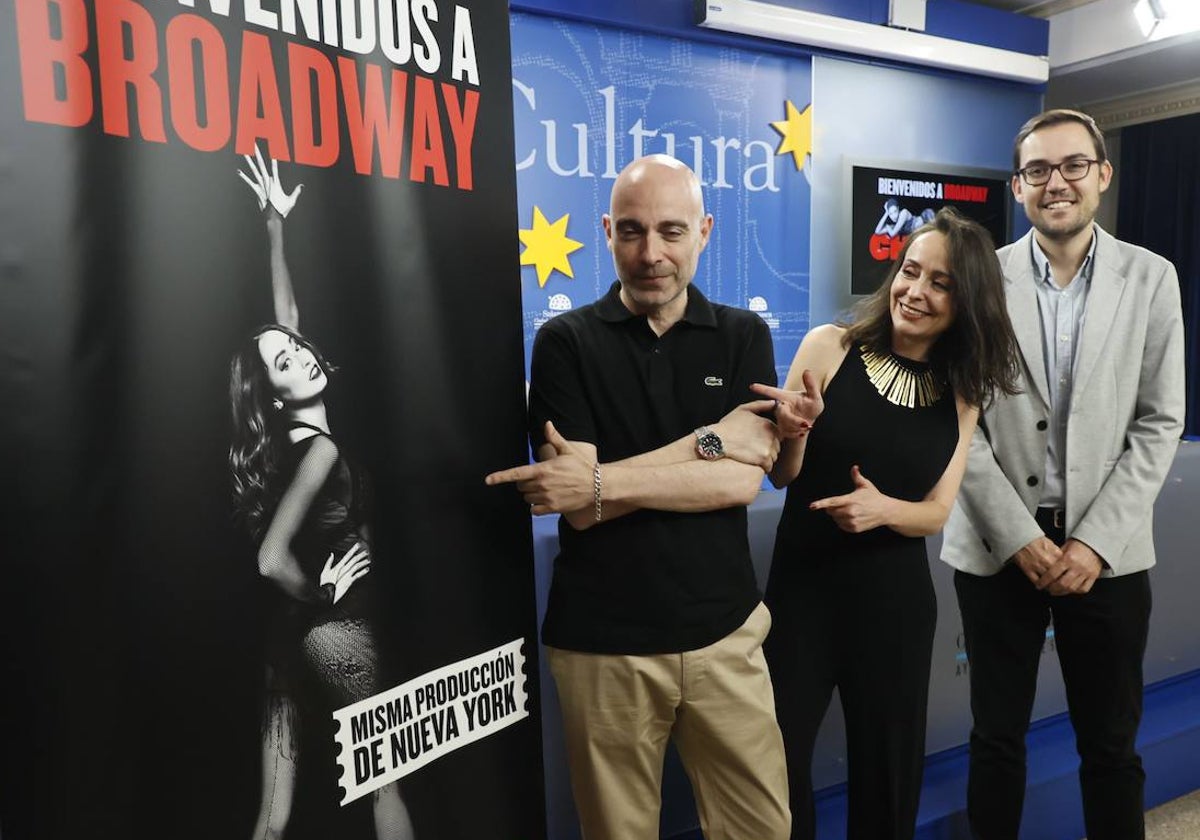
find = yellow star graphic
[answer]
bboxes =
[770,99,813,171]
[519,206,584,288]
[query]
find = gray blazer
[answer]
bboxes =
[942,226,1185,577]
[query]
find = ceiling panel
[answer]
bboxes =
[964,0,1045,10]
[962,0,1200,124]
[964,0,1103,15]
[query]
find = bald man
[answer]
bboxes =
[488,156,790,839]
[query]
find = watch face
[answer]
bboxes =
[697,432,724,460]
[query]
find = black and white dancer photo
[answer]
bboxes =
[875,198,937,239]
[228,148,416,840]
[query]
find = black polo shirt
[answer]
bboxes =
[529,281,776,654]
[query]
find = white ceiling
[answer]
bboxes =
[966,0,1102,15]
[965,0,1053,12]
[964,0,1200,123]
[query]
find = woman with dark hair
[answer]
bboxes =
[230,148,414,840]
[754,208,1021,840]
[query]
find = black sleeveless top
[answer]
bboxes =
[768,345,959,586]
[282,423,376,620]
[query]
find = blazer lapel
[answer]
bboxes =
[1005,233,1051,408]
[1073,228,1126,398]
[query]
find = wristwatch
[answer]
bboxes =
[694,426,725,461]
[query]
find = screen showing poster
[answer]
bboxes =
[849,163,1010,296]
[0,1,544,838]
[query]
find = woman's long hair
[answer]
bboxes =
[841,207,1022,407]
[229,324,336,542]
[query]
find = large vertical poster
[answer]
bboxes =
[510,12,813,384]
[0,2,544,839]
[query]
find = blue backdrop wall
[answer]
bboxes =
[511,12,813,384]
[508,2,1047,839]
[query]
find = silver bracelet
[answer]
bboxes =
[593,463,603,522]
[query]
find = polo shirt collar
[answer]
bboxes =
[594,281,718,328]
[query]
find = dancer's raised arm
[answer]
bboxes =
[238,144,304,330]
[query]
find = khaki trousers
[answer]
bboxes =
[546,602,790,840]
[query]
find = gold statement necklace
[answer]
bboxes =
[860,345,944,409]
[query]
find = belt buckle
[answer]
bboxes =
[1052,508,1065,530]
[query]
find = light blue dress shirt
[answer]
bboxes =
[1031,230,1098,508]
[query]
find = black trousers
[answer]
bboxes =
[765,550,937,840]
[954,516,1151,840]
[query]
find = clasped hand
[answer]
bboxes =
[1013,536,1102,595]
[484,422,593,515]
[710,399,781,471]
[810,465,891,533]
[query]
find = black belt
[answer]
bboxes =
[1036,507,1065,532]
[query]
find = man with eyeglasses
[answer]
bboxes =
[942,109,1185,839]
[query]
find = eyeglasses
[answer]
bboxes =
[1016,159,1101,186]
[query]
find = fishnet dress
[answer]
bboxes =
[259,425,381,706]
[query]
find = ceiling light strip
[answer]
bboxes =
[696,0,1050,84]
